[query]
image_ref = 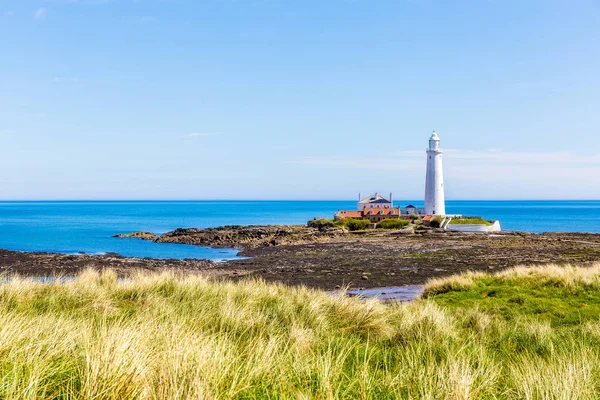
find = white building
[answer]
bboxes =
[357,193,394,211]
[424,131,446,216]
[403,204,423,215]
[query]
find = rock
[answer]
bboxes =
[113,232,158,241]
[323,228,346,234]
[149,225,346,249]
[361,275,369,280]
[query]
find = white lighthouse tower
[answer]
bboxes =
[424,131,446,216]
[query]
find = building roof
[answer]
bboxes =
[358,193,391,204]
[405,204,416,209]
[336,208,400,219]
[335,210,363,219]
[370,199,392,204]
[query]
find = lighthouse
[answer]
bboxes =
[424,131,445,216]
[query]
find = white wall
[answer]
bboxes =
[447,221,501,232]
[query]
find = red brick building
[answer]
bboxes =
[335,193,402,223]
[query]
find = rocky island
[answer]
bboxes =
[3,225,600,290]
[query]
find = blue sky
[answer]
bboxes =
[0,0,599,200]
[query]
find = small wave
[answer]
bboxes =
[65,251,108,256]
[214,256,249,263]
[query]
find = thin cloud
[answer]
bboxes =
[4,11,15,17]
[291,149,600,199]
[290,154,422,173]
[52,76,82,83]
[67,0,114,4]
[137,15,157,23]
[290,149,600,175]
[0,129,16,137]
[442,149,600,166]
[33,8,46,19]
[185,132,223,138]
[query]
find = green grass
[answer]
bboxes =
[309,218,370,231]
[3,265,600,398]
[425,264,600,326]
[307,218,335,230]
[335,218,370,231]
[449,218,492,225]
[429,216,444,228]
[310,218,412,231]
[376,219,410,230]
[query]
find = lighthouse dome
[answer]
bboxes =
[428,131,441,151]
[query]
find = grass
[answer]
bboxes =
[335,218,370,231]
[425,263,600,326]
[449,218,493,226]
[308,218,370,231]
[3,265,600,398]
[307,218,335,230]
[376,219,410,230]
[429,216,444,228]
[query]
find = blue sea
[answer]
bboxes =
[0,200,599,260]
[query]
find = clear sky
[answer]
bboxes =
[1,0,599,200]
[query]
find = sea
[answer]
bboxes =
[0,200,599,260]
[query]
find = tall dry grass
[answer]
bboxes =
[1,265,600,398]
[424,263,600,297]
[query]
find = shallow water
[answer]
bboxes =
[3,277,425,304]
[0,276,77,283]
[345,285,424,302]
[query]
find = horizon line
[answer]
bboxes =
[0,199,599,202]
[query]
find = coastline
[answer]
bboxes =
[3,225,600,290]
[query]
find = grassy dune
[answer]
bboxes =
[2,266,600,398]
[424,264,600,325]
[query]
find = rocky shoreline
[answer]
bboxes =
[3,226,600,290]
[114,225,349,249]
